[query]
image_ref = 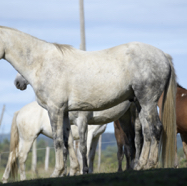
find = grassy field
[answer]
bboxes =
[2,168,187,186]
[0,137,186,185]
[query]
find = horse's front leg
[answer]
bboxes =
[76,114,88,174]
[48,107,66,177]
[65,128,80,176]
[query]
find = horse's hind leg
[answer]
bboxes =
[19,139,34,181]
[134,102,162,170]
[144,106,162,169]
[114,120,124,172]
[134,108,143,168]
[2,152,16,183]
[87,135,100,173]
[118,107,135,170]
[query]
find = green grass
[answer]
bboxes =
[2,168,187,186]
[0,144,186,185]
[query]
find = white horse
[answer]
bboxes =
[2,101,107,183]
[0,26,176,175]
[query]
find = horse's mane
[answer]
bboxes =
[53,43,74,55]
[177,83,186,90]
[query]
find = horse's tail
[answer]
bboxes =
[161,53,177,168]
[10,111,19,179]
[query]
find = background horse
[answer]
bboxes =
[115,81,187,171]
[114,102,136,171]
[158,84,187,166]
[0,26,176,174]
[2,101,106,183]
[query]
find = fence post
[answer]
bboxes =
[97,135,102,172]
[45,146,50,171]
[31,139,37,172]
[0,105,5,127]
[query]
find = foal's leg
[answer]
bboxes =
[76,115,88,174]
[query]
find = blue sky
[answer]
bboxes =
[0,0,187,134]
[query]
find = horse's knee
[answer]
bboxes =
[140,123,151,143]
[79,145,87,155]
[153,122,163,141]
[54,137,63,149]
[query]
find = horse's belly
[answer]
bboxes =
[68,82,133,111]
[88,101,131,124]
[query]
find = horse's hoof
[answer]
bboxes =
[2,178,8,184]
[134,162,143,170]
[117,169,123,172]
[144,160,156,170]
[83,167,89,174]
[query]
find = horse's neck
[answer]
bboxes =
[1,27,51,84]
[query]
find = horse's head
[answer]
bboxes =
[14,73,29,90]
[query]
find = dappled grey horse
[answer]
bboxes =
[0,26,176,176]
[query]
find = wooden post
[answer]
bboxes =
[45,146,50,171]
[97,135,102,172]
[79,0,86,51]
[0,105,5,127]
[31,139,37,172]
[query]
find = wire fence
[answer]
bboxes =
[0,140,117,173]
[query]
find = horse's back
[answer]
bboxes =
[67,42,170,111]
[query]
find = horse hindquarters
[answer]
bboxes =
[132,70,170,169]
[133,60,176,170]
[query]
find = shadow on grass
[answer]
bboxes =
[2,168,187,186]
